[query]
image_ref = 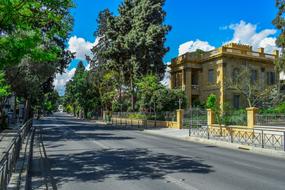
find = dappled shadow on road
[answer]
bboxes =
[48,148,214,185]
[56,118,142,131]
[37,113,214,186]
[41,125,135,142]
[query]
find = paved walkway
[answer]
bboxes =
[144,128,190,139]
[0,129,20,159]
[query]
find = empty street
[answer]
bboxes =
[31,113,285,190]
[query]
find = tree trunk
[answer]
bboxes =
[119,86,122,112]
[247,98,252,108]
[13,95,17,121]
[24,99,30,122]
[84,108,88,119]
[0,105,4,128]
[37,109,40,120]
[277,75,281,102]
[73,105,76,117]
[130,78,135,111]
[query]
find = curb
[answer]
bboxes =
[143,130,285,159]
[69,117,285,159]
[7,126,35,190]
[185,136,285,159]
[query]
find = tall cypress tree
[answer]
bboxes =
[128,0,171,79]
[91,0,171,111]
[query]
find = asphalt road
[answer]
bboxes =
[32,112,285,190]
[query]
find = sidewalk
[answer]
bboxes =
[0,122,26,162]
[0,130,21,159]
[143,128,285,159]
[74,117,285,158]
[144,128,190,139]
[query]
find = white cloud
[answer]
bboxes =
[178,40,215,55]
[68,36,98,60]
[85,63,91,71]
[178,20,278,57]
[227,20,277,53]
[53,68,76,96]
[161,62,171,87]
[55,35,96,95]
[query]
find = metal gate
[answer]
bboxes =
[183,108,207,129]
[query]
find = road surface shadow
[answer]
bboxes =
[47,148,214,185]
[40,125,135,142]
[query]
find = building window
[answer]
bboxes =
[233,95,240,109]
[267,72,276,85]
[192,71,199,85]
[261,67,265,72]
[251,69,258,83]
[174,72,182,88]
[208,69,214,84]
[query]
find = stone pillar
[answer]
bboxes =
[246,107,258,128]
[273,50,279,59]
[182,69,185,88]
[258,48,265,57]
[218,62,225,113]
[176,109,184,129]
[103,111,112,122]
[207,109,215,127]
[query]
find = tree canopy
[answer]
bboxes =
[0,0,74,122]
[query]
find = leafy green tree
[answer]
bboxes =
[225,65,275,108]
[64,62,101,118]
[151,88,187,112]
[0,0,74,69]
[0,71,11,126]
[98,71,120,111]
[0,71,10,101]
[43,90,60,113]
[1,0,74,120]
[136,74,162,112]
[136,74,186,113]
[206,94,223,133]
[273,0,285,95]
[64,81,77,116]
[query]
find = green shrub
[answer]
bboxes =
[223,109,247,125]
[206,94,217,109]
[260,102,285,114]
[274,102,285,113]
[128,113,146,119]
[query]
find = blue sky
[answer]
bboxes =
[54,0,279,95]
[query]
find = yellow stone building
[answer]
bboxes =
[169,43,279,109]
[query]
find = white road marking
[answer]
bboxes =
[164,175,199,190]
[92,140,110,149]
